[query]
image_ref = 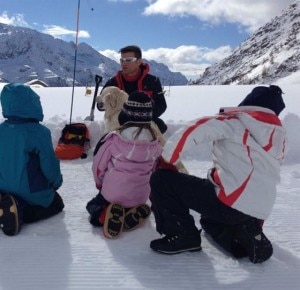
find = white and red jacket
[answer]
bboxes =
[163,106,286,220]
[93,127,162,208]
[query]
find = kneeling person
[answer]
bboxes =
[149,85,286,264]
[0,83,64,236]
[87,91,163,238]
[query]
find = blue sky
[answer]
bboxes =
[0,0,295,79]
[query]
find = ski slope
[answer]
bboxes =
[0,84,300,290]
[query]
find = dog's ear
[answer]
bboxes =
[98,87,117,104]
[104,94,118,109]
[115,91,128,110]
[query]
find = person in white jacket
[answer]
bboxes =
[149,85,286,264]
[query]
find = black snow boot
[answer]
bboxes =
[200,217,248,258]
[235,218,273,263]
[0,194,21,236]
[150,230,202,254]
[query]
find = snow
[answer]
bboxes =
[0,83,300,290]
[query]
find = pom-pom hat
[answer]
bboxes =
[118,91,153,125]
[239,85,285,116]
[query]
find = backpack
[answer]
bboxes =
[55,123,90,160]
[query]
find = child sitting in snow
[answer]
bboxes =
[86,91,163,238]
[0,83,64,236]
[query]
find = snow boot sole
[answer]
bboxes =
[123,204,151,231]
[0,195,20,236]
[103,203,125,239]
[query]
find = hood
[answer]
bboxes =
[0,83,44,121]
[106,130,162,163]
[220,106,284,158]
[139,62,150,75]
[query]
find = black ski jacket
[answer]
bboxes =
[98,63,167,133]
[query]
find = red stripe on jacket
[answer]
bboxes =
[214,129,254,206]
[169,115,237,164]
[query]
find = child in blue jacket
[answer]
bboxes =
[0,83,64,236]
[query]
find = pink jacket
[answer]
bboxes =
[163,106,286,220]
[92,127,163,207]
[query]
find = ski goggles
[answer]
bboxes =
[120,57,137,63]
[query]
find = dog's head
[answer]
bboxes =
[96,86,128,113]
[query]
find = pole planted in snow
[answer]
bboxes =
[69,0,81,124]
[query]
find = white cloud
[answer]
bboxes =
[99,49,119,62]
[0,12,90,40]
[42,25,90,39]
[99,45,232,80]
[202,46,232,63]
[143,45,232,79]
[3,1,292,80]
[0,11,29,27]
[143,0,294,32]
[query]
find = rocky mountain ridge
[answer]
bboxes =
[192,1,300,85]
[0,23,187,87]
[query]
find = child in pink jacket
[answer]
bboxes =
[86,91,163,238]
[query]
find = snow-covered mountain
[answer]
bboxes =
[192,1,300,85]
[0,23,187,87]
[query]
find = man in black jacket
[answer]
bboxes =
[98,45,168,133]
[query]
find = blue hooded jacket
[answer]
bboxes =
[0,83,63,207]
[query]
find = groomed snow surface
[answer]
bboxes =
[0,84,300,290]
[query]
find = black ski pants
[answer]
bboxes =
[150,169,251,236]
[20,191,64,224]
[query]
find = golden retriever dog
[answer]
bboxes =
[96,86,128,133]
[96,86,188,174]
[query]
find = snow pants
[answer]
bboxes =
[150,169,254,256]
[18,191,64,224]
[86,191,110,227]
